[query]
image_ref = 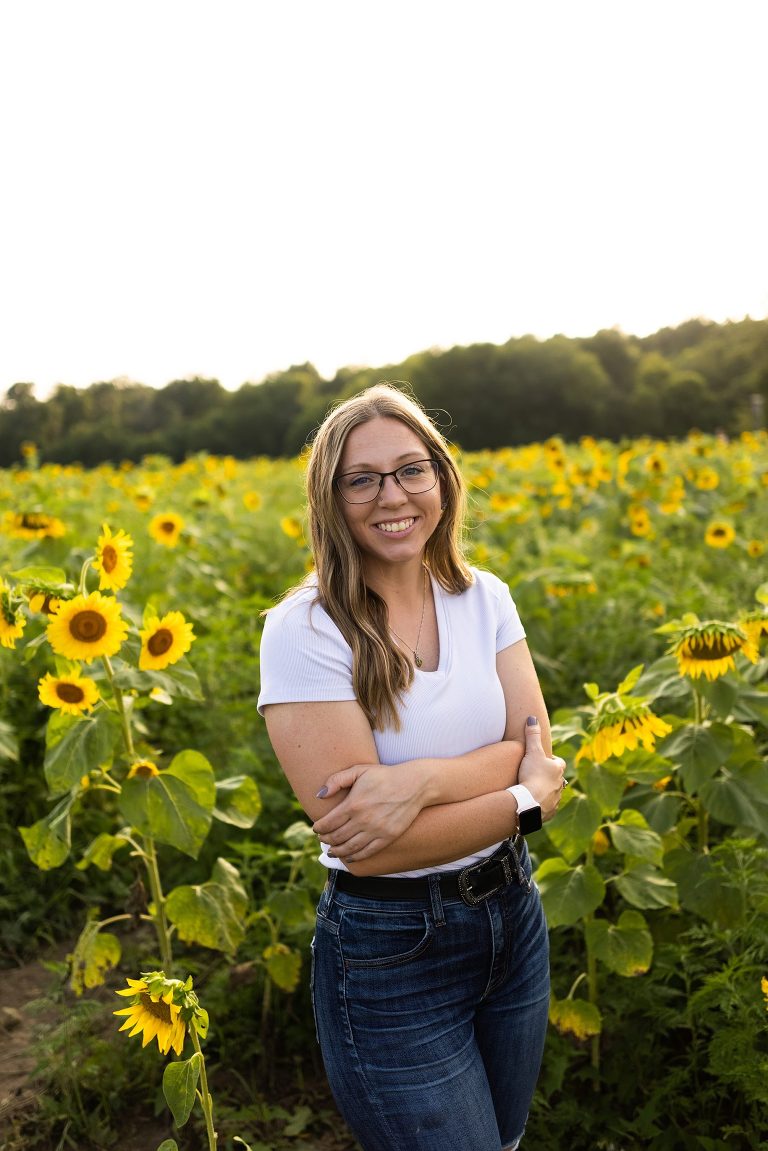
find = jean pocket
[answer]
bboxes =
[338,907,434,969]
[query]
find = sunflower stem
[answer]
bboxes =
[78,557,94,595]
[191,1028,217,1150]
[101,655,135,759]
[143,836,174,975]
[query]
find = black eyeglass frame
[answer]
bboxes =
[334,458,441,504]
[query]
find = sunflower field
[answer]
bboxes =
[1,431,767,1151]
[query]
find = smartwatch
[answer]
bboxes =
[506,784,543,835]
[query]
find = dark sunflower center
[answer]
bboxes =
[139,993,173,1023]
[21,513,49,529]
[148,628,173,656]
[686,635,740,660]
[57,682,85,704]
[70,610,108,643]
[102,545,118,573]
[160,521,176,534]
[711,528,727,538]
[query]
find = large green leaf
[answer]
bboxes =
[634,656,692,706]
[165,858,249,954]
[615,864,678,909]
[664,848,745,928]
[118,750,215,858]
[699,761,768,836]
[585,910,653,976]
[549,994,602,1039]
[113,658,203,701]
[696,674,768,726]
[545,790,603,863]
[69,922,121,994]
[44,709,120,797]
[163,1054,201,1128]
[576,759,627,815]
[9,564,68,585]
[213,775,262,828]
[265,887,316,930]
[76,832,130,871]
[658,722,734,793]
[607,809,664,865]
[19,792,74,869]
[534,859,606,926]
[263,943,302,992]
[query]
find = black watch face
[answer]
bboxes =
[518,805,543,835]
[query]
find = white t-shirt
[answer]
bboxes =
[258,566,526,877]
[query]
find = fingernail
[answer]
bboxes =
[527,715,538,726]
[326,850,335,858]
[315,786,328,798]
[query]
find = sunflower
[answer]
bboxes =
[127,759,160,779]
[148,512,184,548]
[667,617,760,681]
[280,516,303,540]
[2,511,66,539]
[28,591,62,615]
[628,505,653,538]
[577,705,673,764]
[93,524,134,591]
[114,977,186,1056]
[739,610,768,648]
[38,668,100,716]
[243,490,263,511]
[47,592,129,662]
[694,466,720,490]
[0,584,25,649]
[704,520,735,549]
[138,611,195,671]
[746,540,765,559]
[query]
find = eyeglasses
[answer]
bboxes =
[335,459,440,504]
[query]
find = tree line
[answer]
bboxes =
[1,317,766,466]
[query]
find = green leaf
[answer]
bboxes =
[44,709,120,797]
[699,761,768,835]
[696,675,768,726]
[549,994,602,1039]
[617,665,644,695]
[266,887,316,930]
[163,1053,201,1128]
[156,1141,179,1151]
[607,809,664,864]
[19,793,73,869]
[69,926,121,994]
[213,775,262,828]
[118,750,215,858]
[658,722,734,793]
[166,858,249,954]
[664,848,746,928]
[9,564,68,585]
[263,943,302,992]
[544,790,603,863]
[113,657,203,701]
[76,832,129,871]
[615,864,678,909]
[585,910,653,976]
[576,759,627,815]
[0,718,18,763]
[634,656,692,705]
[534,859,606,926]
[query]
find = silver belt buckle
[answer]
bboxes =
[457,854,513,907]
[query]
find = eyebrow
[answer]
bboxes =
[341,451,429,471]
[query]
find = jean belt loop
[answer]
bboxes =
[323,868,339,911]
[428,873,446,927]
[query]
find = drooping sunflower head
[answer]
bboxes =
[93,524,134,591]
[663,615,760,681]
[2,511,66,540]
[704,520,735,549]
[127,759,160,780]
[28,590,63,615]
[138,610,195,671]
[148,512,184,548]
[739,609,768,649]
[577,701,673,764]
[38,668,100,716]
[0,581,26,650]
[46,591,129,663]
[113,976,187,1056]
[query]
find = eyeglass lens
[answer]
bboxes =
[336,459,439,503]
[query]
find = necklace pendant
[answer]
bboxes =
[414,653,423,668]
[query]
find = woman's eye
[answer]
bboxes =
[348,473,376,487]
[400,463,425,477]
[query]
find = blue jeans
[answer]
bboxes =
[311,842,550,1151]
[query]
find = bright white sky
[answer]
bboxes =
[1,1,766,397]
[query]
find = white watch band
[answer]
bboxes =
[506,784,538,813]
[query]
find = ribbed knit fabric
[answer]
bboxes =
[258,567,526,877]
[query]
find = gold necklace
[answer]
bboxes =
[389,568,428,668]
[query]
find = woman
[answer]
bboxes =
[258,383,565,1151]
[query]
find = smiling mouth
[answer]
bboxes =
[374,517,416,534]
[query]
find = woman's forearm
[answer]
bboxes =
[396,739,524,806]
[343,789,520,876]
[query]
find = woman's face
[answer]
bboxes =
[336,416,443,577]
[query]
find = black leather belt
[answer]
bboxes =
[332,835,527,907]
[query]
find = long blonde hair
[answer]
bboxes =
[303,382,472,730]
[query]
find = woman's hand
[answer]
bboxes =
[312,764,428,862]
[517,716,566,822]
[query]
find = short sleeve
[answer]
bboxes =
[493,576,526,652]
[257,589,357,715]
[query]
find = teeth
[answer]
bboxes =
[376,518,414,533]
